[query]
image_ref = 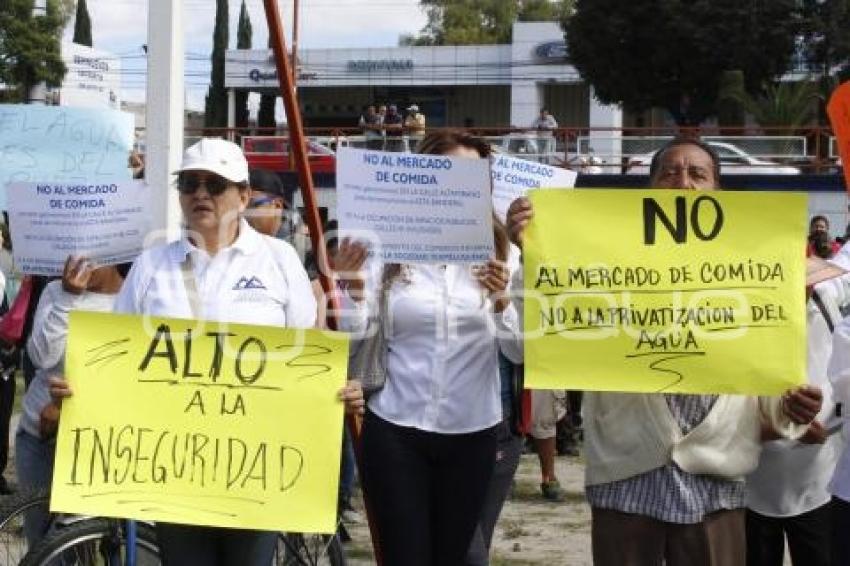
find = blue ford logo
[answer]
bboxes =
[535,41,568,61]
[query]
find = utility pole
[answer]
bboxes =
[145,0,185,237]
[27,0,48,104]
[291,0,299,86]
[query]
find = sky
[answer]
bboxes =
[72,0,429,111]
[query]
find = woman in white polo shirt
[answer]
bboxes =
[341,130,522,565]
[113,138,364,566]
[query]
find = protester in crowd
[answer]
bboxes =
[308,219,362,525]
[466,354,525,565]
[383,104,405,152]
[244,168,290,239]
[104,137,363,566]
[15,255,128,544]
[557,391,583,457]
[359,105,385,151]
[339,130,522,565]
[466,239,527,565]
[824,243,850,565]
[0,231,10,496]
[404,104,426,145]
[530,390,568,501]
[807,215,841,258]
[745,271,846,566]
[506,137,823,566]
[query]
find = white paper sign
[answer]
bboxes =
[337,147,494,263]
[490,154,577,221]
[7,181,152,275]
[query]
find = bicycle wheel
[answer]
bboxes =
[276,532,346,566]
[0,486,51,565]
[20,518,160,566]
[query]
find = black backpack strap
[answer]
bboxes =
[811,290,835,334]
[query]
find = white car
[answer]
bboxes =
[626,141,800,175]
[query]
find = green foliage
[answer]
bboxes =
[716,70,746,130]
[401,0,570,46]
[204,0,229,128]
[798,0,850,80]
[565,0,799,126]
[235,0,252,128]
[0,0,67,100]
[72,0,92,46]
[736,81,819,130]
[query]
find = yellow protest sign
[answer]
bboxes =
[51,311,348,534]
[523,189,807,395]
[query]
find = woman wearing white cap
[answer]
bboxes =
[110,138,364,565]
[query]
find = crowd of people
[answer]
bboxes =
[0,131,847,566]
[359,103,426,152]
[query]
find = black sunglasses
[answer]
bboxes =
[177,174,231,196]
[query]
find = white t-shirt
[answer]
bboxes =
[746,278,845,516]
[114,220,316,329]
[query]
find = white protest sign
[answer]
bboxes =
[7,181,152,275]
[490,154,577,222]
[0,104,134,209]
[337,147,494,263]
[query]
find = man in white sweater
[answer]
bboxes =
[506,137,822,566]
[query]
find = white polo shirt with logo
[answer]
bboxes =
[114,220,317,328]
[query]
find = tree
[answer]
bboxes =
[72,0,92,46]
[0,0,67,101]
[257,34,276,129]
[798,0,850,80]
[235,0,252,128]
[564,0,800,126]
[204,0,229,128]
[736,81,819,130]
[400,0,570,46]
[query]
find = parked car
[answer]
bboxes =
[242,136,336,173]
[626,141,801,175]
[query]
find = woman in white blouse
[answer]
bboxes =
[106,138,363,566]
[343,131,522,565]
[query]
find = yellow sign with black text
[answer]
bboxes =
[523,189,807,394]
[51,311,348,533]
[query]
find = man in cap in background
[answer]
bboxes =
[244,168,291,240]
[405,104,426,148]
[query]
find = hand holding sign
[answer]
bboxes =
[506,196,534,250]
[62,255,96,295]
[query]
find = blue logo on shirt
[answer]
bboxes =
[233,276,266,290]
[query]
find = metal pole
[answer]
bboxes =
[146,0,185,238]
[261,2,383,564]
[291,0,299,86]
[27,0,48,104]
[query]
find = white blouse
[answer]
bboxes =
[346,262,522,434]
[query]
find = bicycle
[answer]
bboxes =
[0,486,51,565]
[2,486,346,566]
[0,486,159,566]
[276,529,346,566]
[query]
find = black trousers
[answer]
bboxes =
[746,502,833,566]
[0,373,14,487]
[465,420,523,566]
[833,496,850,566]
[361,411,498,566]
[155,523,277,566]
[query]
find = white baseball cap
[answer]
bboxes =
[175,138,249,183]
[407,104,419,112]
